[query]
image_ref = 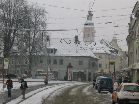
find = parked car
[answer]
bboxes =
[95,76,106,89]
[97,77,113,93]
[112,83,139,104]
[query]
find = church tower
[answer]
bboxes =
[83,10,95,44]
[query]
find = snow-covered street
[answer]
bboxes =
[7,82,83,104]
[0,78,77,104]
[43,83,112,104]
[0,78,114,104]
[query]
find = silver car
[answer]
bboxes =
[112,83,139,104]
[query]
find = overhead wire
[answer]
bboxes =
[48,13,131,21]
[46,4,133,13]
[46,0,134,43]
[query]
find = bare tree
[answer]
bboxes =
[22,5,47,75]
[0,0,47,75]
[0,0,29,58]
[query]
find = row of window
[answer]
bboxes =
[48,59,96,67]
[9,58,96,67]
[98,63,108,68]
[48,59,83,65]
[98,54,116,59]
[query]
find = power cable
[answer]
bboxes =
[47,13,131,21]
[46,4,134,13]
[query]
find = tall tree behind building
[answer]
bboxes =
[0,0,47,73]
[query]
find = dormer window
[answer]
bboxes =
[51,49,53,53]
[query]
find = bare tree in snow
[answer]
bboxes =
[0,0,47,74]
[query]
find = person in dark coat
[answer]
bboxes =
[44,75,48,85]
[93,79,96,88]
[137,80,139,85]
[123,76,128,83]
[20,78,28,99]
[117,77,122,86]
[6,77,13,98]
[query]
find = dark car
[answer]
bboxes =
[97,77,113,93]
[95,76,107,89]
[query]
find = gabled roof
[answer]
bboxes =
[48,37,97,59]
[87,41,111,54]
[132,1,139,13]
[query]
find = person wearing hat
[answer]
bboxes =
[20,78,28,99]
[137,80,139,85]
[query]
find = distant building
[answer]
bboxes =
[91,37,128,77]
[9,36,98,81]
[83,10,95,44]
[127,1,139,82]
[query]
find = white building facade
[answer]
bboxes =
[127,1,139,82]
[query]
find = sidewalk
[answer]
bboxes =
[0,84,45,104]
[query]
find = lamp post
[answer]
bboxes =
[2,57,4,90]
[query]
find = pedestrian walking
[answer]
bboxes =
[137,80,139,85]
[117,77,122,86]
[44,75,48,85]
[123,76,128,83]
[93,79,96,88]
[6,77,13,98]
[20,78,28,99]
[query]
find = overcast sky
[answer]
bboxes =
[27,0,138,51]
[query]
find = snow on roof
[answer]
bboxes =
[87,40,111,54]
[48,37,97,58]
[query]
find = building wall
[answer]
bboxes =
[83,26,95,43]
[127,1,139,82]
[94,53,123,74]
[49,56,98,80]
[9,55,98,81]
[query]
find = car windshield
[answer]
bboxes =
[123,85,139,92]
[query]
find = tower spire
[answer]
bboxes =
[83,2,95,44]
[89,1,94,12]
[87,1,95,21]
[87,11,93,21]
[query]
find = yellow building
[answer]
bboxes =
[93,38,128,76]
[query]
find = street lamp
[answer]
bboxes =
[0,57,4,89]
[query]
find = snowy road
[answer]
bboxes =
[43,83,112,104]
[1,81,112,104]
[0,79,74,104]
[7,82,85,104]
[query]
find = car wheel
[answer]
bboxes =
[95,86,97,89]
[112,101,115,104]
[109,90,113,93]
[98,89,101,93]
[117,99,123,104]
